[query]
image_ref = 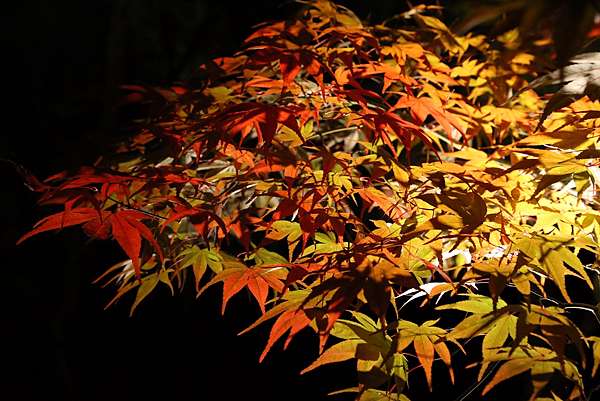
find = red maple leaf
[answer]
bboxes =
[215,102,303,146]
[258,309,312,362]
[199,265,287,314]
[393,95,465,139]
[19,207,163,279]
[17,208,101,244]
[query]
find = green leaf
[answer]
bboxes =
[130,273,159,316]
[254,247,288,265]
[389,352,409,383]
[593,342,600,377]
[543,250,572,302]
[448,312,499,340]
[301,339,363,374]
[269,220,302,241]
[437,295,507,314]
[358,389,410,401]
[482,315,517,356]
[482,358,537,395]
[331,319,390,351]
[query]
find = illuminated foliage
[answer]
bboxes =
[19,1,600,400]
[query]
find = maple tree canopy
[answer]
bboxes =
[18,1,600,400]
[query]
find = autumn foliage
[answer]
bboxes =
[19,1,600,400]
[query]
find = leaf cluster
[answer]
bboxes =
[19,1,600,400]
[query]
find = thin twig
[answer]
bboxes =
[453,362,499,401]
[107,196,166,220]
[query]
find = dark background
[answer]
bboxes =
[0,1,543,401]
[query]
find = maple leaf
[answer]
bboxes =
[381,42,425,66]
[298,272,365,351]
[259,309,312,362]
[198,252,287,314]
[265,220,303,260]
[215,102,303,146]
[357,187,410,221]
[178,246,224,291]
[161,205,227,239]
[298,312,409,398]
[480,346,583,397]
[394,320,454,390]
[280,49,324,89]
[19,207,163,279]
[17,207,102,244]
[335,63,415,92]
[109,210,163,279]
[302,339,362,374]
[438,295,515,357]
[311,0,362,28]
[392,95,465,139]
[414,14,463,55]
[450,59,483,78]
[360,110,425,156]
[515,237,594,303]
[529,52,600,128]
